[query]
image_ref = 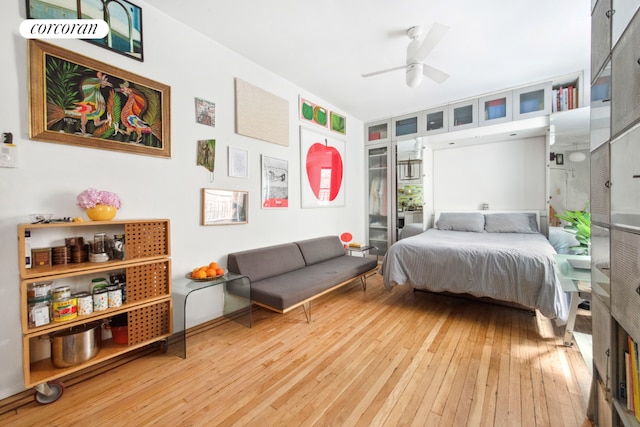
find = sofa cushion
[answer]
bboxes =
[295,236,347,266]
[227,243,306,282]
[251,255,378,310]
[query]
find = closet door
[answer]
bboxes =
[591,142,611,225]
[366,143,392,256]
[611,8,640,138]
[591,0,612,80]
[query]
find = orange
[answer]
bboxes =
[199,266,208,272]
[215,268,224,276]
[192,270,207,279]
[205,268,217,277]
[209,261,219,269]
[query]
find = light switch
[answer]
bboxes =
[0,133,17,168]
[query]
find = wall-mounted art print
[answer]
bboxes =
[27,0,144,61]
[235,78,289,146]
[261,155,288,208]
[201,188,248,225]
[228,147,248,178]
[300,126,345,208]
[330,111,346,135]
[195,97,215,127]
[197,139,215,172]
[28,40,170,158]
[299,97,328,128]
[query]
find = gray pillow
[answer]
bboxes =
[436,212,485,232]
[484,213,538,233]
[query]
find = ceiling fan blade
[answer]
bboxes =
[414,23,449,61]
[361,64,406,78]
[422,64,449,84]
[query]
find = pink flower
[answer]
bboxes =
[77,189,122,209]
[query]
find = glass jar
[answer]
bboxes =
[28,296,51,327]
[94,232,106,254]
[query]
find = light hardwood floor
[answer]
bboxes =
[1,274,593,426]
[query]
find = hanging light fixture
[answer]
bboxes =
[569,151,586,162]
[413,137,422,159]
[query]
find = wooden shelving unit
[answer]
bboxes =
[18,219,172,389]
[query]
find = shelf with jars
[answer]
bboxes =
[17,219,172,395]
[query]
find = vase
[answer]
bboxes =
[85,204,117,221]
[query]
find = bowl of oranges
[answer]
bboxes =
[186,262,226,281]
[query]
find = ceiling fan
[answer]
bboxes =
[362,23,450,88]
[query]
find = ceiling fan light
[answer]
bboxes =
[406,63,423,88]
[569,151,586,162]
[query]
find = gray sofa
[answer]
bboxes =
[227,235,378,321]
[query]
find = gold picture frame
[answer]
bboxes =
[28,40,171,158]
[201,189,248,225]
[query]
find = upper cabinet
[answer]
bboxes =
[479,91,513,126]
[512,82,552,120]
[592,0,612,80]
[423,106,449,135]
[366,119,391,144]
[448,99,479,131]
[365,73,585,145]
[392,113,422,140]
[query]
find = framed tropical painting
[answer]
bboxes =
[28,40,171,158]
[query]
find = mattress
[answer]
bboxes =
[380,228,569,321]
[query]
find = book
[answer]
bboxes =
[629,335,640,421]
[24,230,31,269]
[626,350,633,410]
[348,242,365,248]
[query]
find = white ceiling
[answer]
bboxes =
[151,0,592,129]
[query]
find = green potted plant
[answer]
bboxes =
[555,209,591,255]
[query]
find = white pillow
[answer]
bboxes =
[484,213,538,233]
[436,212,485,232]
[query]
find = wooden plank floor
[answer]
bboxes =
[0,274,593,426]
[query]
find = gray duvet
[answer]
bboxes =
[380,229,569,321]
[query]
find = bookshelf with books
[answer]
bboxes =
[615,325,640,425]
[552,81,579,113]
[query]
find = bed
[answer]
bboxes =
[380,211,569,322]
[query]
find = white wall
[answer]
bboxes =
[431,137,547,215]
[0,2,365,399]
[549,149,590,214]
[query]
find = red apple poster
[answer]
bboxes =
[300,126,345,208]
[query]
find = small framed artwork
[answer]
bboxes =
[330,112,346,135]
[201,189,248,225]
[300,97,328,128]
[228,147,248,178]
[27,0,144,61]
[197,139,215,173]
[261,155,289,208]
[555,153,564,165]
[195,98,215,127]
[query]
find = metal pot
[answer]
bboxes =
[50,320,102,368]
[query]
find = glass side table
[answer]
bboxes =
[171,272,251,358]
[553,254,592,348]
[346,245,379,262]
